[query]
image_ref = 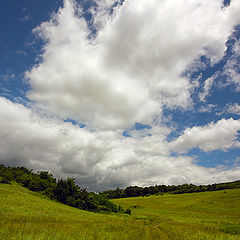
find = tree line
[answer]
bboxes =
[99,181,240,199]
[1,163,239,207]
[0,164,128,214]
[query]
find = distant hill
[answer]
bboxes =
[100,180,240,199]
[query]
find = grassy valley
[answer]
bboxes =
[1,183,240,240]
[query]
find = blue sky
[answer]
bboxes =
[0,0,62,99]
[0,0,240,191]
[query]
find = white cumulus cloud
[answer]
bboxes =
[2,0,240,191]
[170,118,240,153]
[26,0,240,129]
[1,97,240,191]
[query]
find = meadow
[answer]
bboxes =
[0,183,240,240]
[112,190,240,240]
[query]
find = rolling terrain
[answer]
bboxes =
[112,189,240,240]
[0,183,240,240]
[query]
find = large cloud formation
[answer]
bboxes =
[1,97,240,191]
[26,0,240,129]
[1,0,240,191]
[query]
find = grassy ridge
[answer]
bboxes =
[112,190,240,240]
[0,183,166,240]
[0,183,240,239]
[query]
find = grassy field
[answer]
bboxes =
[0,183,240,240]
[112,189,240,240]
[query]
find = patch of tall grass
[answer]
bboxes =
[112,189,240,240]
[1,183,240,239]
[0,183,165,240]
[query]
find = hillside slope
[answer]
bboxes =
[0,183,240,240]
[0,183,166,240]
[113,189,240,240]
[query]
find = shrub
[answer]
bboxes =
[125,208,131,215]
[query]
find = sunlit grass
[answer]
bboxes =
[112,189,240,240]
[0,183,166,240]
[1,183,240,239]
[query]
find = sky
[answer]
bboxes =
[0,0,240,192]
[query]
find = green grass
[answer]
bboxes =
[112,190,240,240]
[0,183,240,239]
[0,183,167,240]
